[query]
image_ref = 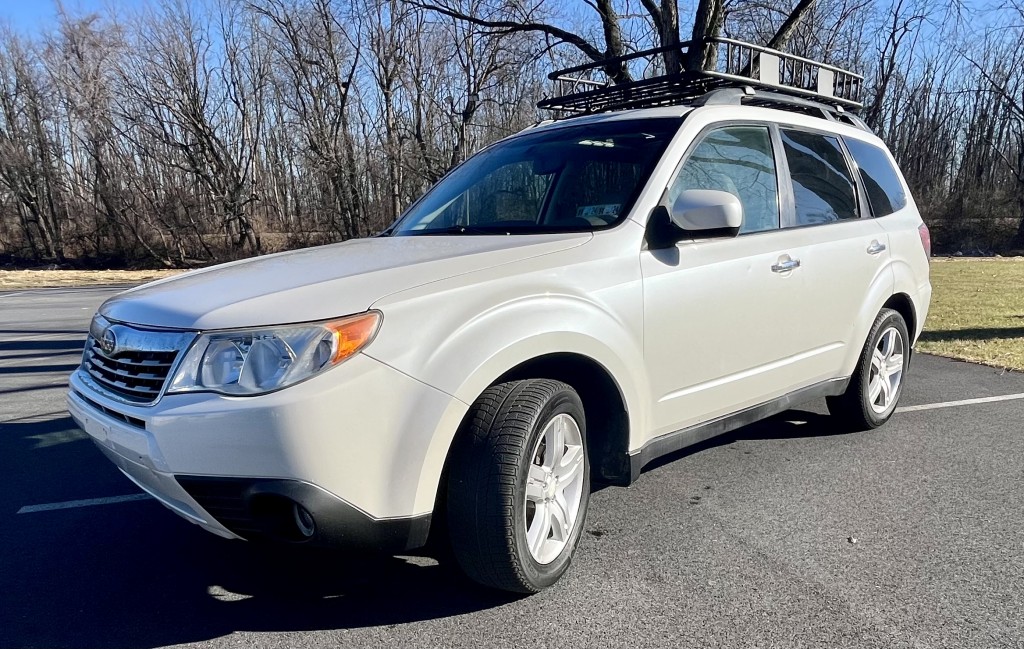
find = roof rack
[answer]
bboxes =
[537,38,864,116]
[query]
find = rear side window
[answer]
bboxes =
[844,138,907,217]
[669,126,780,234]
[780,129,858,226]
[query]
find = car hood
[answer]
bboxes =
[100,233,591,330]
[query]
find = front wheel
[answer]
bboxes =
[446,379,590,593]
[827,308,910,430]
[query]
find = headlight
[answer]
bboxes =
[166,311,381,396]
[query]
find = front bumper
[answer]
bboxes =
[68,353,468,550]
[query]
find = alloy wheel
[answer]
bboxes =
[523,413,586,565]
[868,326,904,414]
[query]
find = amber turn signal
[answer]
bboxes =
[325,311,381,364]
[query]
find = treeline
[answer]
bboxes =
[1,0,1023,267]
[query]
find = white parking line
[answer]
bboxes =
[17,494,151,514]
[0,289,58,298]
[896,392,1024,413]
[0,333,84,342]
[0,352,79,365]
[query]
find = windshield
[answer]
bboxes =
[391,118,683,236]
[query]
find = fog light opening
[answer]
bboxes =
[293,503,316,538]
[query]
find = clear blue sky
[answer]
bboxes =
[1,0,140,31]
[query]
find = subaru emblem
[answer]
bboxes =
[99,327,117,355]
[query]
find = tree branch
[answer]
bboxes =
[405,1,605,63]
[765,0,817,50]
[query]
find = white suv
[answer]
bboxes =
[68,48,931,593]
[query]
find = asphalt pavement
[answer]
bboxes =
[1,287,1023,649]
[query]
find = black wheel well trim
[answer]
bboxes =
[882,293,917,344]
[491,352,633,486]
[436,352,632,504]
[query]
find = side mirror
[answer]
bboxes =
[669,189,743,234]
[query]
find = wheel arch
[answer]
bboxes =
[423,349,637,552]
[840,264,896,376]
[493,353,633,486]
[841,288,918,379]
[882,293,917,345]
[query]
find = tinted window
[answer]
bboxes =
[445,161,553,226]
[781,129,858,226]
[548,158,648,226]
[844,138,907,217]
[393,118,681,235]
[670,126,780,233]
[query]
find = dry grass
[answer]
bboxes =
[917,257,1024,371]
[0,269,183,290]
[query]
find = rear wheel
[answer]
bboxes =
[446,379,590,593]
[827,308,909,430]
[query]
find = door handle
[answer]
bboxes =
[866,240,887,255]
[771,258,801,273]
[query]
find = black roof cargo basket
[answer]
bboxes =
[538,38,864,116]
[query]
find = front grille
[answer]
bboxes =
[80,318,194,405]
[83,338,177,402]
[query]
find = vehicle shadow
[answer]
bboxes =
[1,406,849,649]
[919,326,1024,342]
[0,338,86,352]
[638,407,854,476]
[1,515,517,648]
[0,414,519,649]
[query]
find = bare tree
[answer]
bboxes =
[115,1,267,255]
[2,0,1023,264]
[0,29,66,260]
[250,0,365,239]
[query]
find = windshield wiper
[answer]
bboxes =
[414,225,513,236]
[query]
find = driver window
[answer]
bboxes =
[669,126,780,234]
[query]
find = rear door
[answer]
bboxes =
[844,135,930,342]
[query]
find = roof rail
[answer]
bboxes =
[537,38,863,116]
[695,87,873,131]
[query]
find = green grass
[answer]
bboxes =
[917,258,1024,371]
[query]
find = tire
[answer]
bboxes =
[827,308,910,430]
[446,379,590,593]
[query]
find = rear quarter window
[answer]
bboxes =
[844,138,908,217]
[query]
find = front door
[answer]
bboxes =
[642,124,814,439]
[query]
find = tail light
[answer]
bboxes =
[918,222,931,258]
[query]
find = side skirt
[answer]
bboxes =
[627,377,850,482]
